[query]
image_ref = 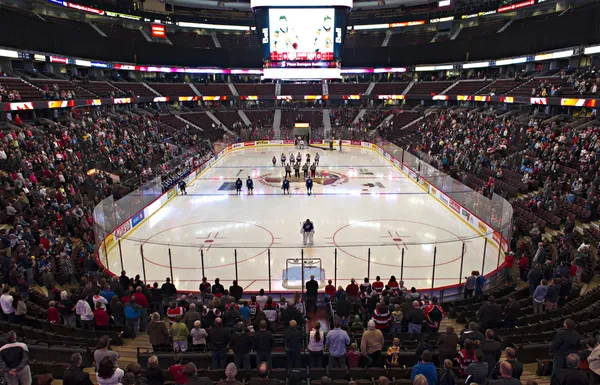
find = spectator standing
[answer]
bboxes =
[170,316,189,352]
[305,276,319,315]
[480,330,502,376]
[208,318,230,369]
[168,355,187,385]
[336,293,352,326]
[360,320,384,367]
[182,303,201,331]
[476,296,501,331]
[372,303,391,331]
[63,353,93,385]
[147,312,169,351]
[94,303,110,330]
[438,326,459,367]
[533,279,548,314]
[411,350,437,385]
[437,360,457,385]
[284,320,303,369]
[346,279,360,304]
[254,320,274,368]
[326,317,350,369]
[125,298,142,338]
[93,336,119,369]
[424,297,444,332]
[76,295,94,330]
[503,297,520,328]
[489,362,521,385]
[407,301,424,334]
[231,322,252,370]
[247,362,278,385]
[150,283,163,315]
[464,272,476,298]
[551,319,580,374]
[457,339,477,376]
[491,348,522,380]
[550,353,588,385]
[308,321,325,367]
[161,278,177,305]
[229,281,243,302]
[465,350,488,385]
[190,320,208,351]
[528,263,544,295]
[0,331,31,385]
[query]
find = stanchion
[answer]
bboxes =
[168,247,174,283]
[482,238,487,275]
[301,249,305,295]
[234,249,239,282]
[118,240,124,272]
[334,248,338,288]
[200,249,205,279]
[140,245,147,283]
[459,242,466,284]
[497,241,502,268]
[367,248,371,280]
[268,249,271,293]
[103,240,109,270]
[431,247,437,289]
[401,248,405,281]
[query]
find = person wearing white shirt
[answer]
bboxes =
[0,288,14,321]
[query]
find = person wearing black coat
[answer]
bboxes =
[284,320,304,369]
[551,319,580,375]
[550,353,589,385]
[282,305,304,329]
[254,320,274,368]
[63,353,94,385]
[305,276,319,315]
[336,293,351,324]
[231,322,253,370]
[480,330,502,376]
[211,279,225,296]
[476,296,501,331]
[491,348,522,380]
[459,323,485,348]
[229,281,243,302]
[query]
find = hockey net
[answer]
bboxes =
[282,258,325,289]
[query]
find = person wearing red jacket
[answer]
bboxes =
[325,280,336,299]
[372,303,391,331]
[424,297,444,332]
[346,279,360,304]
[48,301,60,324]
[504,252,515,282]
[94,302,110,330]
[388,276,400,294]
[132,287,149,332]
[517,254,529,282]
[372,276,384,295]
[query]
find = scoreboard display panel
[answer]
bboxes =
[252,0,352,79]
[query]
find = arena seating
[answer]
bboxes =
[280,83,324,95]
[388,29,437,46]
[77,81,127,97]
[111,81,158,97]
[234,83,276,96]
[327,83,369,95]
[194,84,232,96]
[169,31,215,48]
[0,77,43,100]
[244,110,274,127]
[280,109,323,129]
[148,83,197,96]
[217,32,260,49]
[475,79,524,95]
[406,81,454,96]
[457,19,506,40]
[370,82,410,95]
[444,80,492,95]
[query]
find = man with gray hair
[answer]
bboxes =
[489,361,521,385]
[0,331,31,385]
[549,353,588,385]
[218,363,241,385]
[360,320,384,367]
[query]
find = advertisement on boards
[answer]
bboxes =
[256,141,269,145]
[113,220,132,240]
[449,199,461,213]
[131,211,145,228]
[244,142,255,147]
[232,143,244,149]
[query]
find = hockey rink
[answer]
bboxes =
[106,145,499,292]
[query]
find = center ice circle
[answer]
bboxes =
[332,219,465,268]
[142,220,274,269]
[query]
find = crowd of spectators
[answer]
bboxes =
[0,84,21,102]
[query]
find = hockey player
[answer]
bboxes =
[301,218,314,246]
[315,152,320,166]
[272,156,277,166]
[281,153,286,166]
[306,175,313,195]
[246,176,254,195]
[296,152,302,163]
[310,162,317,178]
[282,177,290,195]
[329,140,334,151]
[339,139,342,152]
[290,153,295,166]
[306,153,311,164]
[285,163,292,178]
[294,162,300,178]
[235,178,243,195]
[302,162,309,178]
[178,180,187,195]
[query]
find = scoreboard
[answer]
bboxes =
[251,0,352,79]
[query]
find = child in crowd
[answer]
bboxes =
[347,343,361,368]
[385,338,401,367]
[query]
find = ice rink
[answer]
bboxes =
[106,145,499,292]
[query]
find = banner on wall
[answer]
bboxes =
[232,143,244,149]
[131,211,145,228]
[113,220,132,240]
[256,141,269,145]
[351,141,362,146]
[449,199,461,213]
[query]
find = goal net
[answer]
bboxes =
[282,258,325,289]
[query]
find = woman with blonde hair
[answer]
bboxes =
[144,355,165,385]
[412,374,428,385]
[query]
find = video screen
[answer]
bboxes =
[268,8,335,61]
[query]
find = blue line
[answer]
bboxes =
[180,192,428,196]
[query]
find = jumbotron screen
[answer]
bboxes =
[252,0,352,79]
